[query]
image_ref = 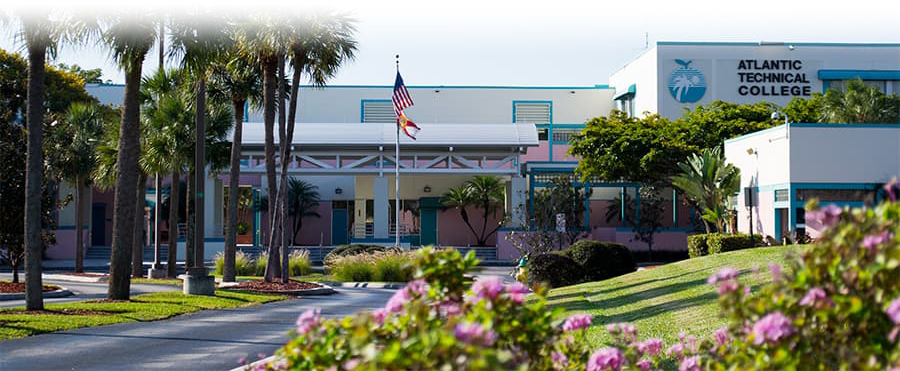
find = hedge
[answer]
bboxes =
[689,233,764,258]
[526,253,585,288]
[688,234,712,258]
[557,240,636,281]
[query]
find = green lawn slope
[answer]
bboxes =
[545,245,801,346]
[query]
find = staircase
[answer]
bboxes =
[450,247,498,261]
[85,245,169,262]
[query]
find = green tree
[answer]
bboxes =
[168,13,229,282]
[532,176,590,247]
[782,94,825,124]
[442,176,505,246]
[821,78,900,123]
[47,103,107,272]
[605,186,666,260]
[55,63,107,84]
[670,147,741,233]
[209,46,262,283]
[86,11,161,299]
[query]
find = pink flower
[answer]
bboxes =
[295,309,321,335]
[707,267,739,285]
[551,352,568,368]
[372,308,389,325]
[798,287,828,306]
[751,312,793,345]
[635,359,652,371]
[666,343,685,358]
[436,300,462,317]
[717,280,739,295]
[237,357,247,365]
[714,327,729,346]
[768,263,782,283]
[385,280,428,313]
[343,358,361,370]
[805,204,842,230]
[686,335,698,352]
[562,313,593,332]
[884,178,898,201]
[679,355,701,371]
[886,297,900,324]
[635,338,664,356]
[271,359,288,370]
[471,276,505,300]
[586,347,625,371]
[505,281,529,303]
[454,322,497,347]
[862,231,892,252]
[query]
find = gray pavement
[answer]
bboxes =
[0,286,395,371]
[0,274,181,307]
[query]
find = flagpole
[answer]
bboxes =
[395,56,401,248]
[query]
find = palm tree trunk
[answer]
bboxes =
[75,173,85,273]
[277,56,289,283]
[223,99,245,282]
[261,55,278,282]
[167,171,180,278]
[132,173,147,278]
[152,173,162,270]
[108,55,145,300]
[24,42,46,310]
[479,202,490,246]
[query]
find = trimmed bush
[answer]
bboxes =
[526,253,585,288]
[324,244,392,269]
[329,250,416,282]
[706,233,764,254]
[558,240,636,281]
[688,233,712,258]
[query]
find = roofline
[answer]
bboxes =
[656,41,900,47]
[86,83,612,90]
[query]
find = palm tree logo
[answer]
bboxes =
[668,59,707,103]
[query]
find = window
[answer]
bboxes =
[774,189,790,202]
[825,80,890,94]
[616,97,635,117]
[513,101,551,124]
[537,128,549,141]
[552,129,579,143]
[361,100,395,123]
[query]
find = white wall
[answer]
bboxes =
[789,125,900,183]
[724,125,792,189]
[609,47,659,117]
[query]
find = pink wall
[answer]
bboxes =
[438,205,503,246]
[737,190,775,238]
[496,229,690,261]
[45,229,89,260]
[292,202,332,246]
[551,144,578,162]
[521,141,551,162]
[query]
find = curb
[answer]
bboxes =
[318,281,406,289]
[0,287,74,301]
[42,274,107,283]
[218,282,337,295]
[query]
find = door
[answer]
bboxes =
[331,209,349,245]
[91,203,106,246]
[420,208,437,246]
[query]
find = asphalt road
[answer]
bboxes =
[0,286,396,371]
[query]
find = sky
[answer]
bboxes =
[2,0,899,87]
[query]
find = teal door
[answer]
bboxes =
[331,209,348,245]
[419,197,441,246]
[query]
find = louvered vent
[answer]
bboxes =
[362,101,395,123]
[514,102,551,124]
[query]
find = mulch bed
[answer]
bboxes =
[60,272,107,277]
[0,282,60,293]
[226,279,323,292]
[1,309,116,316]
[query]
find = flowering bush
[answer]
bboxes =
[328,250,416,282]
[255,247,672,370]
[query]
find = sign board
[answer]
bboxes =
[555,213,566,232]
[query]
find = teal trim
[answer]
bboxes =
[657,41,900,47]
[419,207,437,246]
[620,187,626,227]
[331,208,349,245]
[613,84,637,100]
[818,70,900,80]
[672,188,679,227]
[787,185,797,233]
[243,101,249,122]
[822,80,830,94]
[774,209,783,241]
[583,184,591,229]
[360,99,392,123]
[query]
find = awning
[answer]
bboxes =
[613,84,636,100]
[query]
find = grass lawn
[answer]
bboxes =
[544,245,802,347]
[131,278,183,286]
[0,290,286,340]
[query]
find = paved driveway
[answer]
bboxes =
[0,274,181,308]
[0,287,395,371]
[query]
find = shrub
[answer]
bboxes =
[558,240,636,281]
[329,250,416,282]
[526,253,585,288]
[213,251,256,276]
[254,251,268,276]
[287,250,311,276]
[706,233,763,254]
[688,233,712,258]
[323,244,391,269]
[258,247,674,370]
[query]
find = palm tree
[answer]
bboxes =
[88,11,160,299]
[236,13,291,282]
[9,10,71,310]
[670,146,741,233]
[209,49,262,283]
[286,178,321,245]
[52,103,105,273]
[271,12,356,281]
[465,176,506,246]
[821,78,900,124]
[441,186,480,244]
[168,13,228,279]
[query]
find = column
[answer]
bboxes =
[373,176,389,239]
[509,177,527,228]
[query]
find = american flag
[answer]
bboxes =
[392,71,413,117]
